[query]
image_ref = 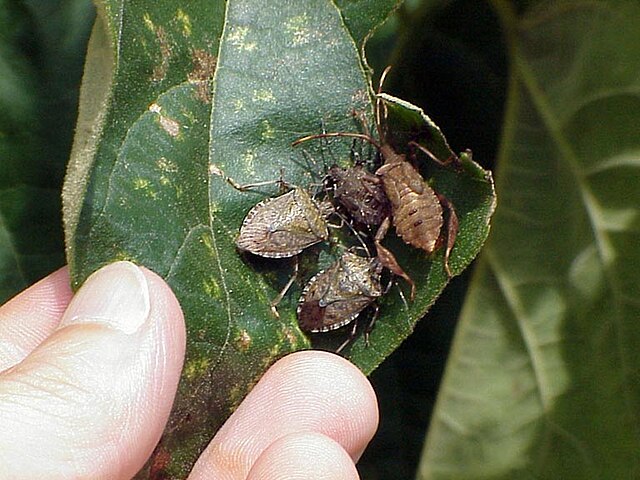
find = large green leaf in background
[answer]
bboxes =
[0,0,94,302]
[63,0,495,476]
[419,1,640,478]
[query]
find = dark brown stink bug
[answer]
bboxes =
[297,250,383,351]
[325,163,390,229]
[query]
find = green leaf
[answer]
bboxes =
[419,1,640,478]
[63,0,493,476]
[0,0,94,302]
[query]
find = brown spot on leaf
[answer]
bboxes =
[148,443,171,479]
[235,329,252,351]
[149,103,181,137]
[188,49,217,103]
[152,26,172,83]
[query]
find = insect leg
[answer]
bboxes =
[210,164,290,192]
[435,193,459,278]
[363,304,380,347]
[374,217,416,300]
[270,256,299,317]
[336,318,360,354]
[408,141,460,169]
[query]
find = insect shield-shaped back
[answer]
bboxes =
[236,188,331,258]
[297,251,383,332]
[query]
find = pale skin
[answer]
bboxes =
[0,262,378,479]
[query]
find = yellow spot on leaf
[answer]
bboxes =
[242,150,256,175]
[203,276,221,298]
[156,157,178,173]
[252,89,275,103]
[183,356,211,380]
[176,9,192,37]
[201,233,214,253]
[260,120,275,140]
[285,14,311,45]
[143,13,155,32]
[227,25,257,52]
[132,178,158,199]
[235,330,252,351]
[232,99,244,112]
[283,327,300,348]
[133,178,151,190]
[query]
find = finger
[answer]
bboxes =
[246,432,359,480]
[0,267,73,371]
[188,350,378,480]
[0,261,186,479]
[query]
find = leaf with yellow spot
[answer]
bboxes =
[63,0,485,478]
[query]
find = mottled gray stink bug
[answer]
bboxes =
[297,250,383,351]
[236,187,333,258]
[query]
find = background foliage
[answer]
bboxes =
[1,0,639,479]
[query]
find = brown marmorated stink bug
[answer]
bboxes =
[293,68,459,296]
[297,250,384,352]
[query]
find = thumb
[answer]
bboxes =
[0,262,185,479]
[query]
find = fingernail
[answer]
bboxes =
[60,261,150,334]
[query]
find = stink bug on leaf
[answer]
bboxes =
[297,250,383,352]
[325,163,390,229]
[236,187,332,258]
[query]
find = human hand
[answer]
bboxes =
[0,262,378,479]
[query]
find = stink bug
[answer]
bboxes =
[236,187,332,258]
[325,163,390,229]
[297,250,383,352]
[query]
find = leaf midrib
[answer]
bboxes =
[493,0,640,460]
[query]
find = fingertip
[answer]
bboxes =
[0,267,73,371]
[247,432,359,480]
[140,265,186,355]
[263,350,379,456]
[0,262,186,478]
[190,350,378,479]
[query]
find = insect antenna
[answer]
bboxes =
[292,131,381,150]
[408,140,459,168]
[290,148,323,184]
[374,65,392,141]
